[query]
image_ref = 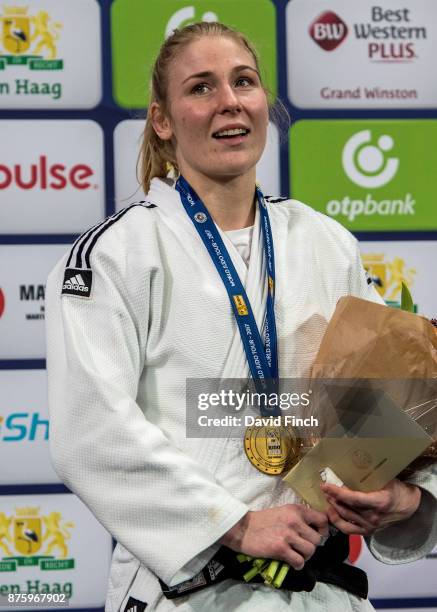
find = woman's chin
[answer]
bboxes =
[209,158,259,181]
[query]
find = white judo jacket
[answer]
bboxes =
[45,178,437,612]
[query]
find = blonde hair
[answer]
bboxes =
[137,22,265,194]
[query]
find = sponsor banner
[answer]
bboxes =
[0,244,68,359]
[0,0,101,109]
[113,119,145,207]
[286,0,437,109]
[359,240,437,318]
[0,120,105,234]
[290,119,437,231]
[111,0,276,108]
[0,494,112,610]
[114,120,280,210]
[350,535,437,599]
[0,370,61,485]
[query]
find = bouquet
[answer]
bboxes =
[307,285,437,477]
[242,285,437,588]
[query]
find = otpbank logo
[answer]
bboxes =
[341,130,398,189]
[111,0,277,108]
[309,11,348,52]
[0,120,105,234]
[289,120,437,231]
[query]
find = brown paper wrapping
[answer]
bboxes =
[309,296,437,476]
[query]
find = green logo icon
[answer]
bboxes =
[290,120,437,231]
[111,0,277,108]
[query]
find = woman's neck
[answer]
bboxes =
[179,169,256,231]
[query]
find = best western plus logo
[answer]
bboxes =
[309,11,348,51]
[309,7,424,62]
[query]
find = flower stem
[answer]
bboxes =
[272,563,290,589]
[243,562,269,582]
[264,560,280,584]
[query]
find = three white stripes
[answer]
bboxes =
[65,274,86,286]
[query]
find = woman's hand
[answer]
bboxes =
[321,479,422,536]
[219,504,329,570]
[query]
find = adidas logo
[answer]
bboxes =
[123,596,147,612]
[62,268,92,298]
[207,559,224,580]
[63,273,88,291]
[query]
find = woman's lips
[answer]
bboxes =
[212,131,250,145]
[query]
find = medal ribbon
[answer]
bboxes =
[176,175,279,416]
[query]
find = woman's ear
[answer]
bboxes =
[149,102,173,141]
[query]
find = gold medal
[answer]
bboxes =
[244,423,301,475]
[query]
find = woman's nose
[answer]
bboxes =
[217,84,241,113]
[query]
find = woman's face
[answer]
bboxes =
[155,36,269,183]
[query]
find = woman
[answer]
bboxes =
[46,22,437,612]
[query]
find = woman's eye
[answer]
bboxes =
[191,83,210,95]
[236,76,253,87]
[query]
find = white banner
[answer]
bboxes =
[0,493,112,610]
[0,244,69,359]
[351,536,437,599]
[287,0,437,108]
[114,119,280,210]
[359,240,437,318]
[0,0,101,109]
[0,370,61,484]
[0,120,105,234]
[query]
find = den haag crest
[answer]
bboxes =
[0,506,75,571]
[362,253,416,307]
[0,5,63,69]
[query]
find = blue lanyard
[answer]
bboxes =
[176,176,279,415]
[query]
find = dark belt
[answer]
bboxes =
[159,532,368,600]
